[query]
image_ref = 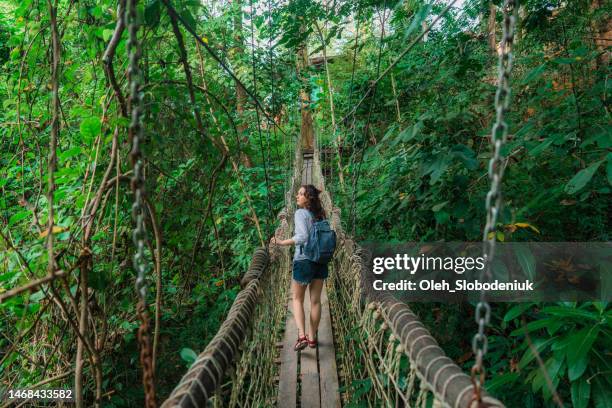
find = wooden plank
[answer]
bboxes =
[302,157,313,185]
[278,299,298,408]
[300,287,321,408]
[318,284,341,408]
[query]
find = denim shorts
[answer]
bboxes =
[292,260,329,285]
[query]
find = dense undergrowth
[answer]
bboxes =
[316,1,610,407]
[0,0,610,407]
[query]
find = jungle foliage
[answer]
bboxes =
[0,0,610,406]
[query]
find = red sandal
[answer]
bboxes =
[308,336,317,349]
[294,335,309,351]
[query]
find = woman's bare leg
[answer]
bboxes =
[292,280,307,337]
[308,279,324,340]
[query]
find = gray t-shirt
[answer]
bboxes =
[292,208,313,261]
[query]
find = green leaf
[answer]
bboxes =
[80,117,101,142]
[564,160,604,194]
[540,306,600,322]
[593,377,612,408]
[398,120,423,142]
[532,356,563,393]
[424,155,450,185]
[434,210,449,224]
[102,29,114,42]
[451,144,478,170]
[528,138,554,156]
[431,201,448,212]
[518,337,557,369]
[510,319,556,337]
[514,246,536,281]
[145,0,161,26]
[503,303,533,322]
[403,5,431,40]
[522,63,547,84]
[566,325,599,381]
[180,348,197,365]
[59,147,82,161]
[485,372,520,393]
[571,378,591,408]
[9,211,29,226]
[555,57,576,64]
[0,271,18,283]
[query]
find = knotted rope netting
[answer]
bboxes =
[161,139,305,408]
[311,139,504,408]
[161,134,504,407]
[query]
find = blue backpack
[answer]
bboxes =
[302,212,337,264]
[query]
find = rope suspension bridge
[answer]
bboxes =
[158,133,507,408]
[124,0,519,406]
[10,0,518,406]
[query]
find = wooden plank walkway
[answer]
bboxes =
[277,284,340,408]
[302,151,313,185]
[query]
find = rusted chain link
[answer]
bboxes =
[126,0,156,406]
[137,300,157,408]
[471,0,517,405]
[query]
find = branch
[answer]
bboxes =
[46,0,61,276]
[340,0,460,124]
[188,153,228,272]
[102,0,128,117]
[0,271,67,303]
[161,0,288,137]
[144,200,162,374]
[163,0,210,146]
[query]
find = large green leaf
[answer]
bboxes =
[566,325,600,381]
[541,306,600,322]
[79,116,101,143]
[451,144,478,170]
[8,211,29,226]
[518,337,558,369]
[571,378,591,408]
[503,303,534,322]
[145,0,161,27]
[528,138,554,156]
[403,5,431,40]
[531,356,563,393]
[510,318,556,337]
[593,377,612,408]
[564,159,604,194]
[424,155,450,185]
[514,246,536,281]
[180,348,197,365]
[522,63,547,84]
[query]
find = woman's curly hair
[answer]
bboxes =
[302,184,326,220]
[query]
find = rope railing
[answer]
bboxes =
[161,139,305,408]
[310,138,505,408]
[161,129,505,407]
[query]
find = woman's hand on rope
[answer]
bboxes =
[270,237,294,246]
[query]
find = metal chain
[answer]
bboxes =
[126,0,156,406]
[471,0,517,404]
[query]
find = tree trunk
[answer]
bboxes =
[591,0,611,68]
[488,2,497,53]
[297,33,314,151]
[231,0,253,167]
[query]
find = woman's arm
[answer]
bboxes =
[271,237,295,246]
[271,210,309,247]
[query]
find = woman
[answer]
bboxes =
[271,185,328,351]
